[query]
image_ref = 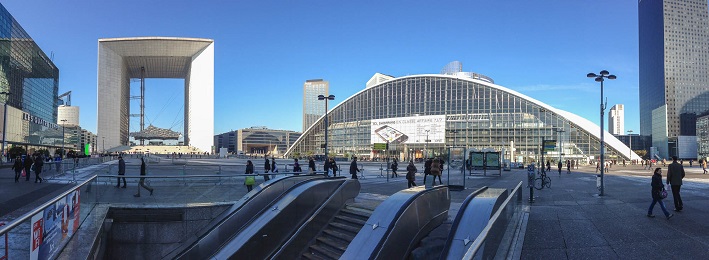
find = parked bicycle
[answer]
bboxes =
[534,169,551,190]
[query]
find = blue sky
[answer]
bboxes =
[4,0,639,135]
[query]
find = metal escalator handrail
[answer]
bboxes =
[167,175,326,259]
[463,181,523,259]
[342,185,450,259]
[210,178,349,259]
[441,186,488,256]
[271,179,360,259]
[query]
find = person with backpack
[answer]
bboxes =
[244,160,255,192]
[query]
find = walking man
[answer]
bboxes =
[349,156,360,179]
[557,161,562,176]
[134,157,154,197]
[116,156,127,188]
[666,156,685,212]
[263,158,271,181]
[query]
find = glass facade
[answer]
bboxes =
[286,75,633,164]
[0,3,61,155]
[302,79,328,132]
[697,114,709,160]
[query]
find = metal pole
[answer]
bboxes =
[628,130,633,163]
[1,102,6,164]
[324,99,328,159]
[600,79,605,196]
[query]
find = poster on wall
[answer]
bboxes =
[486,152,501,168]
[469,152,485,168]
[30,188,80,260]
[370,115,446,144]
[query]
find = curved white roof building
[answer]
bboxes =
[286,67,641,163]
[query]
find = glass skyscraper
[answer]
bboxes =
[0,3,61,155]
[639,0,709,157]
[302,79,329,132]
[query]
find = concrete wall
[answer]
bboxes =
[104,204,230,259]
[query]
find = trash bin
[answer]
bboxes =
[596,174,602,190]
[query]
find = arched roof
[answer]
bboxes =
[288,74,641,161]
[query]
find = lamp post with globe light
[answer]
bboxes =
[318,94,335,159]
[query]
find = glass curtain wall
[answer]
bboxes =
[288,76,627,164]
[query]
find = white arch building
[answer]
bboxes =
[97,37,214,152]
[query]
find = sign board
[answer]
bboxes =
[469,152,485,169]
[373,143,387,150]
[30,188,80,260]
[371,115,446,144]
[543,140,557,152]
[486,152,501,169]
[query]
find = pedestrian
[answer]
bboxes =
[271,157,278,173]
[330,158,338,177]
[431,158,442,186]
[244,160,255,192]
[666,156,685,212]
[293,158,302,175]
[323,157,331,177]
[647,167,673,219]
[12,156,22,183]
[34,155,44,183]
[116,156,126,188]
[423,158,432,184]
[546,160,550,172]
[308,157,316,174]
[702,159,707,174]
[689,160,693,167]
[641,160,645,168]
[595,162,600,173]
[391,158,399,178]
[134,157,154,197]
[557,161,562,176]
[566,159,571,174]
[55,154,61,173]
[23,155,33,182]
[349,156,360,179]
[263,158,271,181]
[406,160,417,188]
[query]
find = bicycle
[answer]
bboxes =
[534,170,551,190]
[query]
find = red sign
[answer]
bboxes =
[32,219,43,250]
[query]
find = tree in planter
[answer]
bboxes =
[9,146,26,159]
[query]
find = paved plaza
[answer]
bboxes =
[1,157,709,258]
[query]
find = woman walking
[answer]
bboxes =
[648,168,673,219]
[134,158,154,197]
[12,156,22,182]
[244,160,255,192]
[406,161,417,188]
[430,158,441,186]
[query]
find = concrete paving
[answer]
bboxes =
[1,157,708,259]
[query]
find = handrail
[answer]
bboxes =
[442,186,489,254]
[0,175,98,236]
[463,181,523,259]
[94,171,328,179]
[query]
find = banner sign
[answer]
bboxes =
[371,115,445,144]
[469,152,485,168]
[486,152,500,168]
[373,143,387,150]
[30,188,81,260]
[543,140,557,152]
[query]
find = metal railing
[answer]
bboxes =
[463,181,523,259]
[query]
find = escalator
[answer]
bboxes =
[165,174,326,259]
[301,204,374,259]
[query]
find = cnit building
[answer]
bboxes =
[285,62,641,164]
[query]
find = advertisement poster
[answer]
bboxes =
[486,152,501,168]
[469,152,484,168]
[30,188,80,260]
[371,115,445,144]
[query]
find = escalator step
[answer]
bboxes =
[322,228,355,243]
[308,243,342,260]
[339,208,372,221]
[333,214,366,226]
[301,251,327,260]
[316,236,348,253]
[328,222,361,234]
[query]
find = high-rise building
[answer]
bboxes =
[302,79,329,132]
[58,105,80,127]
[609,104,624,135]
[639,0,709,156]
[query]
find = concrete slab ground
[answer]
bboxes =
[1,157,708,259]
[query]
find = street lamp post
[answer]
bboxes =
[60,119,67,158]
[627,130,633,164]
[450,130,459,147]
[102,137,105,154]
[318,94,335,159]
[0,91,10,163]
[424,129,430,158]
[587,70,616,196]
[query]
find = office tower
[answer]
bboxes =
[609,104,624,135]
[302,79,329,132]
[639,0,709,157]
